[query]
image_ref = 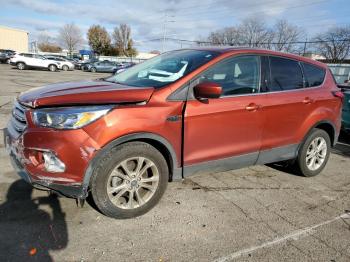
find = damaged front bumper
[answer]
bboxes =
[10,153,87,198]
[3,127,97,198]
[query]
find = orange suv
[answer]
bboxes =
[4,48,343,218]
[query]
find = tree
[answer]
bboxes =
[37,32,62,52]
[207,27,241,46]
[58,23,83,55]
[272,20,304,53]
[112,24,137,57]
[238,17,274,48]
[313,26,350,62]
[87,25,111,55]
[202,18,305,54]
[38,43,62,53]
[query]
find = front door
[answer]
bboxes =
[183,55,265,175]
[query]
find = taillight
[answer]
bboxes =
[332,91,344,100]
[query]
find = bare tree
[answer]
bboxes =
[87,25,111,55]
[112,24,137,57]
[272,20,304,52]
[238,17,274,48]
[58,23,83,55]
[203,17,306,53]
[207,27,241,46]
[313,26,350,62]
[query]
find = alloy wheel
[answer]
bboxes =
[49,65,56,72]
[17,63,25,70]
[306,137,327,171]
[106,157,159,209]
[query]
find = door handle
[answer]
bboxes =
[302,97,313,104]
[245,103,259,111]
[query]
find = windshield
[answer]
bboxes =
[105,50,219,88]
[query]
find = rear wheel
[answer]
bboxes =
[90,142,168,219]
[62,65,69,71]
[295,128,331,177]
[17,62,26,70]
[48,64,57,72]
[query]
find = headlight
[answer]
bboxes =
[33,105,113,129]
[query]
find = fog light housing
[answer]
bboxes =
[43,152,66,173]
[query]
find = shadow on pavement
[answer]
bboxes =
[0,180,68,261]
[332,131,350,157]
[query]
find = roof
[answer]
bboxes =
[0,25,28,34]
[176,46,328,69]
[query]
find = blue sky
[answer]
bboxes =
[0,0,349,52]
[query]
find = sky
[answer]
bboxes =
[0,0,349,52]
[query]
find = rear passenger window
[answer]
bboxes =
[269,57,303,91]
[302,63,325,87]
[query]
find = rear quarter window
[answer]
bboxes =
[302,63,325,87]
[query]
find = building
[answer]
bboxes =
[0,25,29,52]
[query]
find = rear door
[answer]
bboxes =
[23,54,35,66]
[183,55,265,173]
[32,54,46,68]
[260,56,317,154]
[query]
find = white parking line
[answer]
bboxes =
[213,213,350,262]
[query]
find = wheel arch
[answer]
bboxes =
[304,120,337,147]
[83,132,181,191]
[48,63,57,68]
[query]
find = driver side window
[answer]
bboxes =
[198,55,261,96]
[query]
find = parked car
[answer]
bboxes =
[339,84,350,132]
[4,48,343,219]
[44,56,75,71]
[10,53,60,71]
[83,60,118,73]
[0,49,15,64]
[113,62,136,74]
[76,58,98,70]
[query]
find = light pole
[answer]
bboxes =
[162,12,175,53]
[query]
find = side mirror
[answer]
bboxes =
[193,82,222,100]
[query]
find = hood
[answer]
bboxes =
[18,79,154,108]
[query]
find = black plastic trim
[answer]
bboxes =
[82,132,182,191]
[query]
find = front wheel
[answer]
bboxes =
[90,142,168,219]
[90,67,96,73]
[296,128,331,177]
[62,65,69,71]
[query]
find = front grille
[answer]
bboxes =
[8,100,28,138]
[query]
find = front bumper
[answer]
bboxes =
[3,127,96,198]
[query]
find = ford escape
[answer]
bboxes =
[4,48,342,218]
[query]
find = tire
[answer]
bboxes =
[5,58,10,64]
[91,67,97,73]
[17,62,26,70]
[62,65,69,71]
[48,64,57,72]
[295,128,331,177]
[90,142,168,219]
